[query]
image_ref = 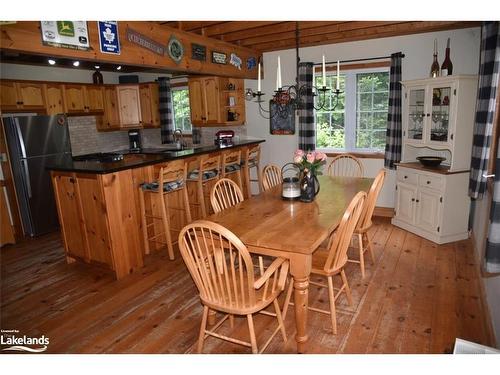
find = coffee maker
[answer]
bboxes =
[128,129,142,151]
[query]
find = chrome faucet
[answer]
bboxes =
[173,129,186,150]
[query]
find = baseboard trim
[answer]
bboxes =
[374,206,394,218]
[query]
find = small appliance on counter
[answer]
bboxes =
[128,129,142,151]
[281,163,301,200]
[214,130,234,148]
[73,152,124,163]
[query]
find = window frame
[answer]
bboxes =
[314,66,390,154]
[171,85,193,134]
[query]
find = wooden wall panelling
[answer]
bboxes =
[0,21,261,79]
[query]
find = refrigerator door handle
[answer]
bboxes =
[15,119,27,159]
[20,159,32,198]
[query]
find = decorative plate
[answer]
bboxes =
[167,35,183,64]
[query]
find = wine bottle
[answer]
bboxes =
[441,38,453,76]
[430,39,440,78]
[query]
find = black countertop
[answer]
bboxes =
[46,139,265,174]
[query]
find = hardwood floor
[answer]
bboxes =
[0,218,494,354]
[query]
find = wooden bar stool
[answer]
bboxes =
[221,149,243,191]
[186,153,221,218]
[138,160,191,260]
[242,143,263,198]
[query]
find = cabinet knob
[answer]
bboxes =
[69,177,76,183]
[416,199,420,203]
[404,175,408,179]
[411,198,415,202]
[426,113,430,117]
[426,180,431,184]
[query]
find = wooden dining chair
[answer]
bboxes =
[178,220,289,353]
[242,143,263,198]
[282,191,367,334]
[262,164,282,192]
[327,154,364,177]
[210,178,244,214]
[221,149,243,191]
[348,169,386,278]
[186,153,221,218]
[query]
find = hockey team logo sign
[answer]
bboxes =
[1,329,49,353]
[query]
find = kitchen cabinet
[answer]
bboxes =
[0,81,46,112]
[139,83,160,128]
[188,76,245,126]
[392,165,470,244]
[63,84,104,114]
[117,85,142,128]
[44,83,65,115]
[97,85,121,131]
[401,75,478,171]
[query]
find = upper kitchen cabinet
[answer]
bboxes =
[0,81,46,112]
[97,85,121,131]
[62,84,104,114]
[139,83,160,128]
[44,83,65,115]
[188,76,245,126]
[117,85,142,128]
[401,75,478,171]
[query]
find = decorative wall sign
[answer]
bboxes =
[167,35,184,64]
[212,51,227,65]
[40,21,90,50]
[246,57,257,70]
[191,43,206,61]
[230,53,242,70]
[98,21,120,55]
[126,27,165,56]
[270,101,295,135]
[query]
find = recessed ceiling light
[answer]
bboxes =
[94,65,100,69]
[48,59,56,65]
[73,61,80,67]
[116,65,122,71]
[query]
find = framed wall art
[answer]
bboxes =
[269,102,295,135]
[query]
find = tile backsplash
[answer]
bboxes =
[67,116,248,155]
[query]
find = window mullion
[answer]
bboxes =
[344,72,356,151]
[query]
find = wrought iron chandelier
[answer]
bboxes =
[245,21,342,119]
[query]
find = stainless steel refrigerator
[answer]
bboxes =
[2,114,72,237]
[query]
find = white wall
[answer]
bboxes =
[245,27,481,208]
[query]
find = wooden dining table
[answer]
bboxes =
[208,175,373,353]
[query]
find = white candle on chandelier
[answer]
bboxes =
[336,60,340,90]
[276,66,279,91]
[257,62,261,92]
[322,55,326,87]
[277,56,282,89]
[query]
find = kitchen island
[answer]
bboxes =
[47,139,264,279]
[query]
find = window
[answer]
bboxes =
[315,68,389,152]
[171,86,192,133]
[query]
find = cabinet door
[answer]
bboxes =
[188,79,205,125]
[395,182,417,224]
[139,84,153,126]
[404,86,426,143]
[45,84,65,115]
[85,86,105,112]
[52,174,88,259]
[427,83,454,145]
[416,188,442,234]
[16,82,46,110]
[99,86,121,130]
[63,84,87,113]
[0,81,20,110]
[117,86,142,127]
[204,77,220,124]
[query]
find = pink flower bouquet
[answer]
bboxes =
[293,149,327,175]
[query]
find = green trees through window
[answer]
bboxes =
[172,88,192,133]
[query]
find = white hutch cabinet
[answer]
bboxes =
[392,75,478,244]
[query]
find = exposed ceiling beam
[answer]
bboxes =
[158,21,226,32]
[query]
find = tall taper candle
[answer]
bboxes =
[336,60,340,90]
[322,55,326,87]
[276,65,279,91]
[434,38,437,54]
[277,56,282,88]
[257,62,261,92]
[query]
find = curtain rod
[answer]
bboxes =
[313,53,405,66]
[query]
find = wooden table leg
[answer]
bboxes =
[289,253,312,353]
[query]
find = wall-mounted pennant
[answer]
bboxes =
[126,27,165,56]
[167,35,184,64]
[191,43,206,61]
[230,53,242,70]
[40,21,90,51]
[212,51,227,65]
[246,57,257,70]
[98,21,120,55]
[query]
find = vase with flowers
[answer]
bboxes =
[293,149,327,202]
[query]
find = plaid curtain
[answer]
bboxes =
[158,77,174,144]
[298,62,315,151]
[469,22,500,199]
[486,147,500,273]
[384,53,403,170]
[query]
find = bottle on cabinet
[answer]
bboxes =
[430,39,440,78]
[441,38,453,76]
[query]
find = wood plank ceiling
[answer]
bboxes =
[159,21,480,52]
